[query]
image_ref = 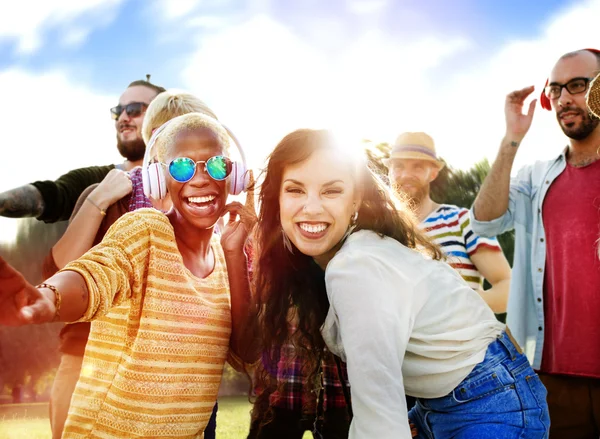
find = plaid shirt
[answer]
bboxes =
[128,167,154,211]
[265,342,350,411]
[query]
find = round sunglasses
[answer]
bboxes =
[163,156,232,182]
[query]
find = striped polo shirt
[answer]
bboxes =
[420,204,501,290]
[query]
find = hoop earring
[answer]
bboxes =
[282,229,294,253]
[341,211,359,243]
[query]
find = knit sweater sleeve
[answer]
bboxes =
[61,208,162,322]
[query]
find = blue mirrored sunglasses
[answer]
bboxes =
[164,156,232,183]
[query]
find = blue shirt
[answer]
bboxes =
[469,150,566,370]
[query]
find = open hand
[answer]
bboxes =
[91,168,133,207]
[0,257,55,326]
[505,86,537,143]
[220,170,257,254]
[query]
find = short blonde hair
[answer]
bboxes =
[142,89,219,145]
[154,112,231,163]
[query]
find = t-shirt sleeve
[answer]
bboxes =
[61,209,156,322]
[325,249,413,439]
[31,165,114,223]
[459,208,501,256]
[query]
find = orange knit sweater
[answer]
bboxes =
[62,209,232,438]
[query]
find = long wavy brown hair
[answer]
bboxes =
[251,129,441,418]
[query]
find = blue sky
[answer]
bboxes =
[0,0,575,93]
[0,0,598,195]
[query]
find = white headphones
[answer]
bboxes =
[141,115,249,200]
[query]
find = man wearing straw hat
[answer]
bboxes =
[471,49,600,438]
[387,132,511,313]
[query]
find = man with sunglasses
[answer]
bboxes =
[0,78,165,223]
[471,48,600,438]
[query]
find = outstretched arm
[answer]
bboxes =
[473,86,537,221]
[0,257,89,325]
[2,211,152,327]
[0,185,45,218]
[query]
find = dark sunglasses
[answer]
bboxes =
[164,156,232,183]
[110,102,148,120]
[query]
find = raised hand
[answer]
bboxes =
[220,170,257,254]
[89,169,133,208]
[505,86,537,143]
[0,257,56,326]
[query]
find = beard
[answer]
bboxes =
[117,136,146,161]
[392,181,429,207]
[557,106,600,140]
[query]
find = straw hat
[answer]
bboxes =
[587,73,600,119]
[385,132,445,170]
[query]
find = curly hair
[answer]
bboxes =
[250,128,442,420]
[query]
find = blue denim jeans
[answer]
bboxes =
[408,331,550,438]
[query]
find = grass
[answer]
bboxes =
[0,397,313,439]
[216,396,253,439]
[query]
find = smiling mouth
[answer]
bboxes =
[560,112,580,121]
[297,222,330,237]
[188,195,216,206]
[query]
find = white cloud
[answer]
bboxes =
[61,27,91,48]
[0,0,125,54]
[179,14,470,169]
[174,0,600,174]
[347,0,390,15]
[157,0,203,20]
[0,68,120,190]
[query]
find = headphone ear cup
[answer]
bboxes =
[229,161,248,195]
[142,164,152,199]
[146,163,167,200]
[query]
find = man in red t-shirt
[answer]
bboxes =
[472,49,600,438]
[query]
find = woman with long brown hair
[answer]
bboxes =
[250,129,549,438]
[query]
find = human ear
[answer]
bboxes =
[428,165,440,183]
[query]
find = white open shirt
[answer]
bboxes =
[321,230,505,439]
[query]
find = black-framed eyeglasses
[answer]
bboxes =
[544,77,593,100]
[110,102,148,120]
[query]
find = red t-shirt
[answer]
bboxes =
[540,158,600,378]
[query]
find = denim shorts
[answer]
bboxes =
[408,330,550,439]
